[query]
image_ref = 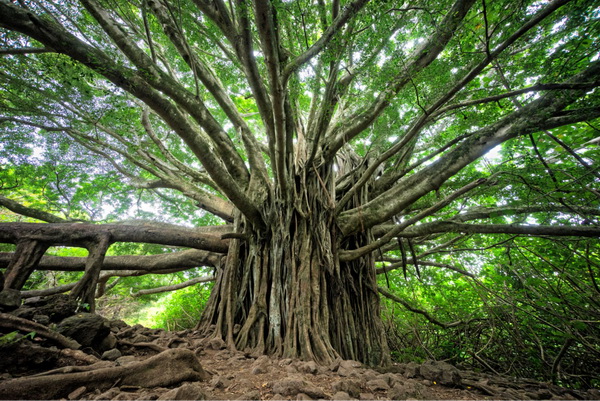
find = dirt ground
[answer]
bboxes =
[1,311,599,400]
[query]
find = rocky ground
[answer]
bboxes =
[1,294,599,400]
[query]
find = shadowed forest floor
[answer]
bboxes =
[1,296,599,400]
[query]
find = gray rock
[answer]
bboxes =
[115,355,137,365]
[285,364,299,373]
[332,391,352,400]
[366,379,390,391]
[418,360,461,386]
[296,393,313,400]
[296,361,319,374]
[238,390,261,400]
[33,314,50,325]
[359,393,375,400]
[101,348,122,361]
[278,358,294,366]
[208,337,226,350]
[99,333,117,351]
[337,366,360,377]
[388,381,432,400]
[18,294,78,322]
[209,375,231,389]
[157,382,207,400]
[251,355,271,374]
[403,362,420,378]
[131,333,151,343]
[56,313,110,351]
[340,360,362,370]
[272,377,326,399]
[0,289,21,311]
[331,379,362,398]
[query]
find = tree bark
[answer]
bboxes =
[0,223,229,253]
[198,165,390,365]
[0,249,221,271]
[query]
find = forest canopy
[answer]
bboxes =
[0,0,599,387]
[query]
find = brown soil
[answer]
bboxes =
[1,319,598,400]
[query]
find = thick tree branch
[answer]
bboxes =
[338,61,600,235]
[0,2,267,226]
[131,275,215,297]
[79,0,250,185]
[378,288,469,328]
[340,177,488,261]
[325,0,477,159]
[0,195,67,223]
[394,221,600,238]
[282,0,370,82]
[0,248,221,271]
[344,0,574,201]
[0,223,229,253]
[0,46,53,54]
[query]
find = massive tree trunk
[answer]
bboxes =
[198,163,390,365]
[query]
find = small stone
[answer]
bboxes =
[366,379,390,391]
[329,358,342,372]
[279,358,294,366]
[404,362,420,378]
[251,355,271,374]
[208,337,226,350]
[99,333,117,351]
[359,393,375,400]
[115,355,137,365]
[210,375,231,389]
[101,348,122,361]
[286,364,299,373]
[339,360,362,370]
[131,333,151,343]
[237,390,261,400]
[332,391,352,400]
[297,361,319,374]
[33,314,50,325]
[68,386,87,400]
[273,377,326,399]
[337,366,360,377]
[389,382,432,400]
[251,366,267,374]
[296,393,313,400]
[157,382,207,400]
[419,360,461,386]
[56,313,110,351]
[331,379,362,398]
[0,289,22,312]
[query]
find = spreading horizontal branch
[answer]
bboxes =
[394,221,600,238]
[338,60,600,235]
[0,223,229,253]
[131,275,215,297]
[378,287,469,328]
[0,195,68,223]
[0,248,221,271]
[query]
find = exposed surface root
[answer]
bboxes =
[0,348,210,399]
